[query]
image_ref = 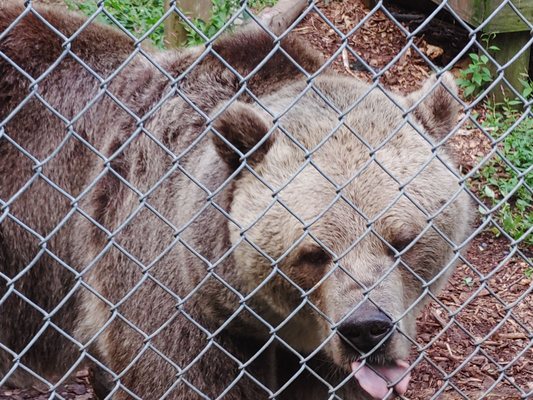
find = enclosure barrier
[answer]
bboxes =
[0,0,531,399]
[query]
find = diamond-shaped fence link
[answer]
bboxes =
[0,0,531,399]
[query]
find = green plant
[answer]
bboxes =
[183,0,278,46]
[184,0,239,46]
[457,35,499,99]
[248,0,278,11]
[456,53,494,99]
[472,92,533,245]
[65,0,165,48]
[463,276,474,287]
[64,0,278,48]
[518,72,533,99]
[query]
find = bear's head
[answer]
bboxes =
[211,72,473,397]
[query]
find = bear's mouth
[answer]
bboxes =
[336,327,411,398]
[351,359,411,399]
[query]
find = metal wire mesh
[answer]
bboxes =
[0,0,531,399]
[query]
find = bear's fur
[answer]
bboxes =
[0,3,473,399]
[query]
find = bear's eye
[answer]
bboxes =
[297,247,332,266]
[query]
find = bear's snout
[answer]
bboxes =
[338,303,394,354]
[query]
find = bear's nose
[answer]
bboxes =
[338,305,393,353]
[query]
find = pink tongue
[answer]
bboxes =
[351,360,411,399]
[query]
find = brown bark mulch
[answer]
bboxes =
[0,370,95,400]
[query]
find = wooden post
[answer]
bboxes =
[164,0,212,48]
[487,31,531,102]
[258,0,308,35]
[165,0,310,47]
[430,0,533,102]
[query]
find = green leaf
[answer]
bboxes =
[464,85,476,97]
[463,277,474,286]
[484,186,496,199]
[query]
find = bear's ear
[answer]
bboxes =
[211,101,273,169]
[405,72,461,141]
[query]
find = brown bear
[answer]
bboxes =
[0,2,473,399]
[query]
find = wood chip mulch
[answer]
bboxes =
[412,232,532,399]
[296,0,436,92]
[0,370,95,400]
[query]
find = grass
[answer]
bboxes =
[65,0,166,48]
[65,0,278,47]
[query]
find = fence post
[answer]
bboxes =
[164,0,212,47]
[486,31,531,102]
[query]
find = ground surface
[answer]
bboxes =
[1,0,531,399]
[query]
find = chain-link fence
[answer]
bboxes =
[0,0,531,399]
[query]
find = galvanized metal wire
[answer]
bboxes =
[0,0,531,399]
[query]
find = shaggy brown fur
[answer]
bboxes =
[1,3,473,400]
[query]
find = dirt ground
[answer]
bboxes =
[1,0,531,399]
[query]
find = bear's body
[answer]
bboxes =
[0,3,473,399]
